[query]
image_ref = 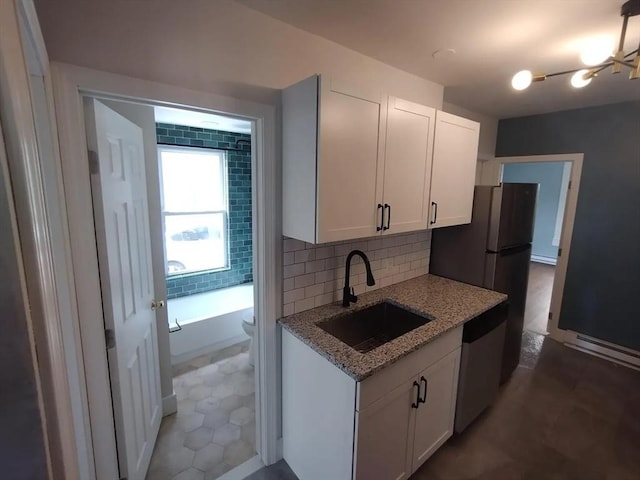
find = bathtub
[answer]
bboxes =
[167,283,254,365]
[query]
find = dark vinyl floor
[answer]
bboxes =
[255,332,640,480]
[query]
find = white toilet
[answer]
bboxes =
[241,308,255,366]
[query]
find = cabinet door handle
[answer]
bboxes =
[384,203,391,230]
[411,380,420,409]
[419,376,428,404]
[383,203,391,231]
[376,203,384,232]
[430,202,438,225]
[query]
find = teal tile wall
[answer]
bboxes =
[158,123,252,299]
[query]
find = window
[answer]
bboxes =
[159,146,228,276]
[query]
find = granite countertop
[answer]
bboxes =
[278,274,507,381]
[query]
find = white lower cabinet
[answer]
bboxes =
[354,348,461,479]
[282,326,462,480]
[354,380,415,480]
[411,350,461,469]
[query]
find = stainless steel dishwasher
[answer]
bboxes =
[454,301,508,433]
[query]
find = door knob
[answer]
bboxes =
[151,299,166,311]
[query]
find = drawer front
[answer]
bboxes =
[356,326,462,411]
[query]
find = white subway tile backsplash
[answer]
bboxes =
[283,277,295,292]
[304,283,324,298]
[315,246,335,260]
[284,287,305,304]
[314,292,335,307]
[283,302,295,316]
[284,238,306,252]
[294,273,316,289]
[283,252,295,266]
[283,263,305,279]
[305,259,326,274]
[294,297,315,313]
[281,231,432,316]
[294,249,315,264]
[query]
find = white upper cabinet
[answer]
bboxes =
[382,97,435,235]
[317,79,387,243]
[283,75,478,244]
[428,111,480,229]
[282,75,386,244]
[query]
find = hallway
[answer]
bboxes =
[524,262,555,335]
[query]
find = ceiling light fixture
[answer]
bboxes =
[511,0,640,90]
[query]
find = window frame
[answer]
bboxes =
[157,144,230,277]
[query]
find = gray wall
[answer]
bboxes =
[0,154,48,479]
[503,162,566,260]
[496,101,640,350]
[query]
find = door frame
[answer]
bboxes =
[478,153,583,342]
[51,62,281,477]
[0,1,82,478]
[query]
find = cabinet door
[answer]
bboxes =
[316,78,386,243]
[411,347,461,472]
[354,379,417,480]
[382,97,435,234]
[429,111,479,229]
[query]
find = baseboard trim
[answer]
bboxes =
[277,437,283,460]
[531,254,557,266]
[563,331,640,371]
[162,393,177,416]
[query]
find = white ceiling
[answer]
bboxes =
[154,106,252,134]
[236,0,640,118]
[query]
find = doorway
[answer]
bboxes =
[50,63,280,480]
[480,153,583,341]
[502,161,571,335]
[85,98,261,479]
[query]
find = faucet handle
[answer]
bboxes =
[349,287,357,302]
[342,286,358,307]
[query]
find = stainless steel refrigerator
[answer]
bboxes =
[430,183,538,383]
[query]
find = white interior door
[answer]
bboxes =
[85,98,162,480]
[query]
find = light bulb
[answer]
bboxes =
[511,70,533,90]
[571,69,592,88]
[580,38,613,66]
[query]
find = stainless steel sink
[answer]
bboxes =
[317,301,432,353]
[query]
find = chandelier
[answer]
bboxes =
[511,0,640,90]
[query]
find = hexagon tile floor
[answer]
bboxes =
[146,341,256,480]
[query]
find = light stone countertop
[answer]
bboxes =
[278,274,507,381]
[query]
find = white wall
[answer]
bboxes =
[35,0,443,108]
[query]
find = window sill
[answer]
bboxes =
[167,266,231,281]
